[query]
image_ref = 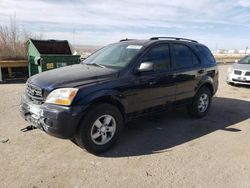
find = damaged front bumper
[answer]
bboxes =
[20,95,84,139]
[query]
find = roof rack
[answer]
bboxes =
[150,37,198,43]
[120,38,135,42]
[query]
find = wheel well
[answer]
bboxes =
[75,96,126,135]
[89,96,125,118]
[199,83,214,95]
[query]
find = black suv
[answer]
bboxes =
[20,37,218,154]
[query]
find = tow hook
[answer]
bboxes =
[20,125,37,132]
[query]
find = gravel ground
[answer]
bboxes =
[0,65,250,188]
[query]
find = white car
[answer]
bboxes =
[227,55,250,85]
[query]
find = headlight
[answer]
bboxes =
[228,66,233,73]
[45,88,78,106]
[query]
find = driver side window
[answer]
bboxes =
[140,44,171,72]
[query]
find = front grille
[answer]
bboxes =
[245,72,250,76]
[234,70,242,75]
[26,83,44,104]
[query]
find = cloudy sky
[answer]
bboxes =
[1,0,250,50]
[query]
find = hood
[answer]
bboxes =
[232,63,250,71]
[28,64,117,91]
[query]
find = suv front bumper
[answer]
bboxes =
[20,95,84,139]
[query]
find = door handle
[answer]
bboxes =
[149,81,157,85]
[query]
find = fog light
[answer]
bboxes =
[44,118,53,127]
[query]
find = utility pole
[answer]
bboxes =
[73,29,76,46]
[245,46,248,55]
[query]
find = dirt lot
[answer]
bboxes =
[0,65,250,188]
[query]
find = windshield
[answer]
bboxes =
[239,56,250,64]
[83,43,143,69]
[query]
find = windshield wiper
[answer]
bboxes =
[85,63,106,68]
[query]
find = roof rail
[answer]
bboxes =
[120,38,135,42]
[150,37,198,43]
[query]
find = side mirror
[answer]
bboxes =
[137,62,154,73]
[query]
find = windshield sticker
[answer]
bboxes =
[126,45,142,50]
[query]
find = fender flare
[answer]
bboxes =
[76,89,128,115]
[195,76,215,95]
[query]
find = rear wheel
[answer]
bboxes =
[187,87,212,118]
[75,103,123,154]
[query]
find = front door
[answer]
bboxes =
[126,43,176,113]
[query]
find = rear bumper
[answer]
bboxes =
[20,95,85,139]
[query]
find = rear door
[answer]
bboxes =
[171,43,204,101]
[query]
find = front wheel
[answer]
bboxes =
[75,103,123,154]
[187,87,212,118]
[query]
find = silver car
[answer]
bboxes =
[227,55,250,85]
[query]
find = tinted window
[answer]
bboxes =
[239,55,250,64]
[195,45,216,65]
[141,44,171,71]
[173,44,199,68]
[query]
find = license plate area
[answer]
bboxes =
[27,104,42,128]
[238,77,246,81]
[25,114,40,128]
[29,104,41,116]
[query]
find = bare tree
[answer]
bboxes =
[0,16,42,60]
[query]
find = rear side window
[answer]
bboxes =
[195,45,216,65]
[173,44,199,68]
[141,44,171,71]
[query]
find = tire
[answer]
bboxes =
[227,81,234,86]
[187,87,212,118]
[74,103,123,154]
